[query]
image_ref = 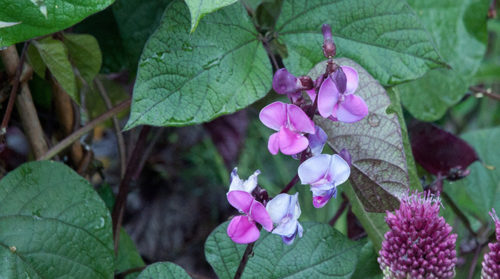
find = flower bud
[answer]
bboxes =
[322,24,336,58]
[272,68,302,95]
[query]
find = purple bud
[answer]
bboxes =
[332,67,347,93]
[339,148,352,167]
[378,192,457,278]
[272,68,302,95]
[482,209,500,278]
[322,24,336,58]
[322,24,333,41]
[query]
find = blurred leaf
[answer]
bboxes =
[0,161,113,278]
[185,0,238,32]
[205,221,362,279]
[351,240,383,279]
[31,37,79,104]
[409,121,478,179]
[86,75,129,125]
[311,58,410,212]
[63,33,102,84]
[116,229,145,279]
[126,0,271,128]
[137,262,191,278]
[399,0,490,121]
[112,0,172,72]
[0,0,114,47]
[276,0,444,86]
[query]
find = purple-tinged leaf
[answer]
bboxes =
[409,121,478,180]
[311,58,410,212]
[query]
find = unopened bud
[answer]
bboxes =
[322,24,336,58]
[272,68,302,95]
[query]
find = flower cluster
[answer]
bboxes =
[378,192,457,279]
[481,209,500,279]
[225,24,368,245]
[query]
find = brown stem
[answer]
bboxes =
[1,45,49,158]
[38,99,131,160]
[94,78,127,178]
[111,125,151,253]
[441,191,477,237]
[329,198,349,226]
[234,242,255,279]
[469,85,500,101]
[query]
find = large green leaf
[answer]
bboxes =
[0,161,114,278]
[399,0,490,121]
[0,0,114,47]
[275,0,444,86]
[184,0,238,32]
[116,229,145,279]
[63,33,102,84]
[30,37,79,103]
[351,240,382,279]
[112,0,172,72]
[205,221,362,279]
[125,0,272,128]
[311,58,410,212]
[137,262,191,279]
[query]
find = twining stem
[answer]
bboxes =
[329,198,349,226]
[234,242,255,279]
[441,191,477,237]
[469,85,500,101]
[280,174,299,194]
[38,99,131,160]
[112,125,151,253]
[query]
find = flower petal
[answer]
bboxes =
[336,94,368,123]
[259,101,286,131]
[266,193,291,224]
[306,89,316,102]
[249,200,273,231]
[278,127,309,155]
[227,216,260,244]
[311,187,337,208]
[227,190,253,214]
[341,66,359,94]
[308,126,327,156]
[273,68,300,95]
[273,218,299,236]
[242,169,260,193]
[268,132,280,155]
[287,104,315,134]
[318,77,339,118]
[327,154,351,186]
[298,154,331,185]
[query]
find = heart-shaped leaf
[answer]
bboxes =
[0,0,114,47]
[205,221,362,279]
[0,161,113,278]
[126,0,272,129]
[311,58,410,212]
[275,0,444,86]
[137,262,191,279]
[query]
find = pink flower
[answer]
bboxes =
[259,101,315,155]
[297,154,350,208]
[316,66,368,123]
[481,209,500,278]
[227,190,273,244]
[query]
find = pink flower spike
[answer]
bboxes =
[334,94,368,123]
[227,216,260,244]
[259,101,315,155]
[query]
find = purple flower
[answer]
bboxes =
[481,209,500,278]
[266,193,303,245]
[297,154,350,208]
[378,192,457,279]
[308,126,328,156]
[228,167,260,193]
[227,190,273,244]
[317,66,368,123]
[259,101,315,155]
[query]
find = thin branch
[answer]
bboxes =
[441,191,477,237]
[234,242,255,279]
[38,99,131,161]
[468,241,486,279]
[0,42,29,136]
[94,78,127,178]
[329,198,348,226]
[112,125,151,253]
[280,174,299,194]
[469,85,500,101]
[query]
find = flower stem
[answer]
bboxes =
[234,242,255,279]
[280,174,299,194]
[329,197,349,226]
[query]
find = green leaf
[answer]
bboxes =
[444,127,500,220]
[205,221,362,279]
[275,0,444,86]
[63,33,102,84]
[31,37,79,103]
[0,0,114,47]
[112,0,172,72]
[311,58,410,212]
[86,75,130,125]
[137,262,191,279]
[185,0,238,32]
[116,229,145,279]
[351,240,383,279]
[399,0,490,121]
[126,0,272,129]
[0,161,113,278]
